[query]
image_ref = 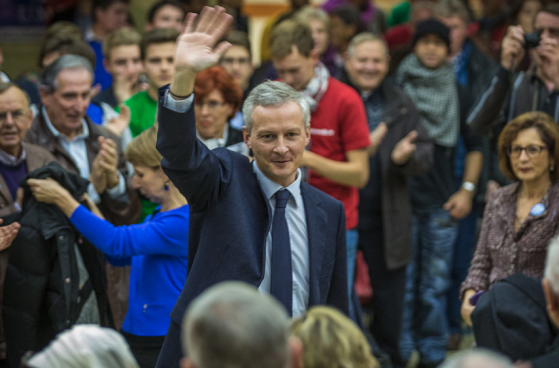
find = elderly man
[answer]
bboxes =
[339,32,433,368]
[0,82,55,366]
[181,282,301,368]
[155,7,348,368]
[26,55,136,225]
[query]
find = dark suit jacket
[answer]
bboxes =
[155,86,349,366]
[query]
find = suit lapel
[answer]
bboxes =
[301,183,327,305]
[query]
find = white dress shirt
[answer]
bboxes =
[164,91,310,317]
[42,108,126,203]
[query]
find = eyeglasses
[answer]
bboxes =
[194,101,226,110]
[507,145,548,158]
[0,110,28,124]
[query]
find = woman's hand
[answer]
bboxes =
[27,178,69,204]
[461,289,477,326]
[27,178,80,217]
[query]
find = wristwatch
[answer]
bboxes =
[462,181,476,193]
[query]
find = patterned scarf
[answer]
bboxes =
[396,54,460,147]
[302,62,330,111]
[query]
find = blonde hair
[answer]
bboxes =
[125,122,162,168]
[290,307,380,368]
[295,6,330,27]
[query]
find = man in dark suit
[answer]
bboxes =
[155,7,348,368]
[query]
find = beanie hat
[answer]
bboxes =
[412,19,451,50]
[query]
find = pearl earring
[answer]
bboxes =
[164,182,170,191]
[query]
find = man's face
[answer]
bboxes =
[149,5,185,32]
[40,68,92,136]
[96,2,129,33]
[105,44,143,83]
[308,19,329,56]
[346,40,389,92]
[220,46,253,91]
[194,89,233,140]
[414,34,449,69]
[533,12,559,65]
[243,102,310,188]
[439,16,468,57]
[144,42,176,90]
[273,46,317,91]
[0,87,33,156]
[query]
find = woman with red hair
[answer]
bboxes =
[193,66,246,154]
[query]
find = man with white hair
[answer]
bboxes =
[181,282,301,368]
[439,350,514,368]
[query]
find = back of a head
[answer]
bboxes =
[545,236,559,296]
[290,306,380,368]
[25,325,139,368]
[270,20,314,60]
[439,350,514,368]
[183,282,291,368]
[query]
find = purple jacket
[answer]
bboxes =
[461,181,559,297]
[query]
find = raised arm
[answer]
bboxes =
[156,7,235,211]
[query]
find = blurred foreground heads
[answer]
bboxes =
[181,281,301,368]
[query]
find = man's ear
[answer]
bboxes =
[289,336,303,368]
[242,126,251,149]
[181,357,195,368]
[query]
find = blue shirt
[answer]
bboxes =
[69,204,189,336]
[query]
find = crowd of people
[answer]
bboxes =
[0,0,558,367]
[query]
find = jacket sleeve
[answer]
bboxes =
[156,87,229,212]
[389,98,433,177]
[326,202,349,315]
[460,191,497,297]
[69,204,189,258]
[467,66,516,136]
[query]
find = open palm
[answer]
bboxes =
[175,7,233,73]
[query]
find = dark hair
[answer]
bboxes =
[194,66,243,119]
[140,28,180,60]
[270,20,314,59]
[537,3,559,18]
[38,36,96,69]
[510,0,544,24]
[330,4,364,34]
[498,112,559,181]
[223,31,252,58]
[92,0,129,22]
[147,0,185,24]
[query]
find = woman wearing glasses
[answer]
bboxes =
[460,112,559,325]
[193,66,247,154]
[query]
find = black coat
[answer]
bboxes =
[3,162,112,367]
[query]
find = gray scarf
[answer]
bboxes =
[396,54,459,147]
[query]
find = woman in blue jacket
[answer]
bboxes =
[27,123,188,368]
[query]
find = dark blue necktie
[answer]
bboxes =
[270,189,293,316]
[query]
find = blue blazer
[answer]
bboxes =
[156,86,348,347]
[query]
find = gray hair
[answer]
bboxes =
[182,282,291,368]
[294,5,329,26]
[546,237,559,296]
[347,32,389,58]
[242,81,311,133]
[439,350,514,368]
[41,54,93,93]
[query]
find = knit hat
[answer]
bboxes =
[412,19,451,50]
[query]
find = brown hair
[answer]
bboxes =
[498,112,559,181]
[103,27,141,59]
[270,20,314,59]
[140,28,179,60]
[434,0,471,24]
[38,36,96,69]
[223,31,252,58]
[125,122,162,168]
[290,307,380,368]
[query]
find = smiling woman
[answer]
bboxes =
[460,111,559,326]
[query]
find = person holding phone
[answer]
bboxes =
[461,111,559,326]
